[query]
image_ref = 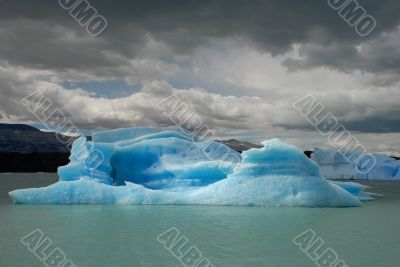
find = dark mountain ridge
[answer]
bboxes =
[0,123,74,154]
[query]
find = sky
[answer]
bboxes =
[0,0,400,155]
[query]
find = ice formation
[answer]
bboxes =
[312,147,400,180]
[9,127,370,206]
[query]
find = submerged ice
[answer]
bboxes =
[9,127,370,207]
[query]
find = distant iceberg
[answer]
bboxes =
[312,147,400,180]
[9,127,370,207]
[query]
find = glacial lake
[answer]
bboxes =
[1,173,399,267]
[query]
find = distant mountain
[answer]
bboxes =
[304,150,313,158]
[0,152,70,172]
[0,123,39,131]
[0,123,75,172]
[0,123,76,153]
[217,139,262,152]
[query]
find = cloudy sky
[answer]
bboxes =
[1,0,400,154]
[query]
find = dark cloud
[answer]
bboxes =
[0,0,399,71]
[344,117,400,133]
[283,31,400,77]
[0,0,399,136]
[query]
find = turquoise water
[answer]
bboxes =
[1,174,399,267]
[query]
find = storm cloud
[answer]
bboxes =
[0,0,400,152]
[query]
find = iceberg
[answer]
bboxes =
[312,147,400,180]
[9,127,370,207]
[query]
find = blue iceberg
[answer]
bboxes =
[9,127,370,207]
[312,147,400,180]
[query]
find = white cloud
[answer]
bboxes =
[1,59,400,155]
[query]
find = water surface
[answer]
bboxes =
[1,173,399,267]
